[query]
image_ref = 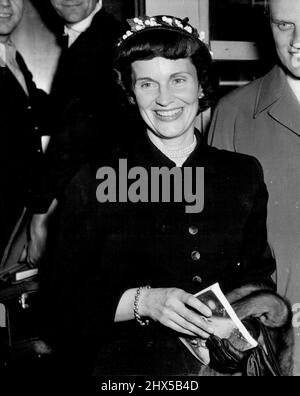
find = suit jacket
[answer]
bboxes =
[0,53,47,258]
[43,9,130,205]
[208,65,300,375]
[39,131,275,375]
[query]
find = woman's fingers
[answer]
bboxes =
[165,310,212,338]
[184,294,212,318]
[157,289,214,336]
[142,288,214,336]
[166,290,213,332]
[179,308,214,336]
[164,320,199,337]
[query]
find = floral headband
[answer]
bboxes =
[117,15,206,48]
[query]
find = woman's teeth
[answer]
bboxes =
[155,109,182,119]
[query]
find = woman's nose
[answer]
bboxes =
[156,86,173,106]
[0,0,11,7]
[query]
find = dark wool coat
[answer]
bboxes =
[208,65,300,375]
[43,9,131,206]
[39,131,275,375]
[0,53,47,258]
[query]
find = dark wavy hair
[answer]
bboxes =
[114,26,219,113]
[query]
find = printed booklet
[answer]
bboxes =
[179,282,258,365]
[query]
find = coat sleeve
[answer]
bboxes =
[232,157,276,290]
[39,164,126,342]
[208,98,238,152]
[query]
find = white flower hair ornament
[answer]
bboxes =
[117,15,207,48]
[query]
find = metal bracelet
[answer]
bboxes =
[133,285,151,326]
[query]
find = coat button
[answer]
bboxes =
[191,251,201,261]
[188,226,199,235]
[147,341,154,348]
[192,275,203,284]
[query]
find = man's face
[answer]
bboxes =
[50,0,98,24]
[270,0,300,78]
[0,0,23,43]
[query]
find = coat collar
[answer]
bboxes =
[128,129,218,173]
[0,51,33,100]
[254,65,285,118]
[254,65,300,137]
[15,52,35,98]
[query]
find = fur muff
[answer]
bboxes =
[198,284,294,376]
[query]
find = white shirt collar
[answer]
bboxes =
[287,75,300,105]
[0,40,15,67]
[65,0,102,35]
[147,132,197,167]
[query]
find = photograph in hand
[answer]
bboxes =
[179,283,258,365]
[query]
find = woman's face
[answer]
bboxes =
[131,57,201,145]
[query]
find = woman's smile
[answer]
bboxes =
[154,108,184,121]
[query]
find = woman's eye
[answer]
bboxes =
[172,78,186,85]
[141,82,152,88]
[276,22,294,31]
[139,81,157,89]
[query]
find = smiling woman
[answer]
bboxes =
[39,14,276,376]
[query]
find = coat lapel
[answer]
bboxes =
[254,65,284,117]
[268,84,300,137]
[254,65,300,137]
[16,52,34,97]
[0,58,29,103]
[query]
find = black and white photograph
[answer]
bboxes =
[0,0,298,385]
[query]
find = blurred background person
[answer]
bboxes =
[0,0,48,264]
[27,0,130,265]
[208,0,300,375]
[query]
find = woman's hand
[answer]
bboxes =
[139,287,214,338]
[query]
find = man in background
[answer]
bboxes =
[46,0,125,194]
[28,0,127,263]
[209,0,300,375]
[0,0,47,264]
